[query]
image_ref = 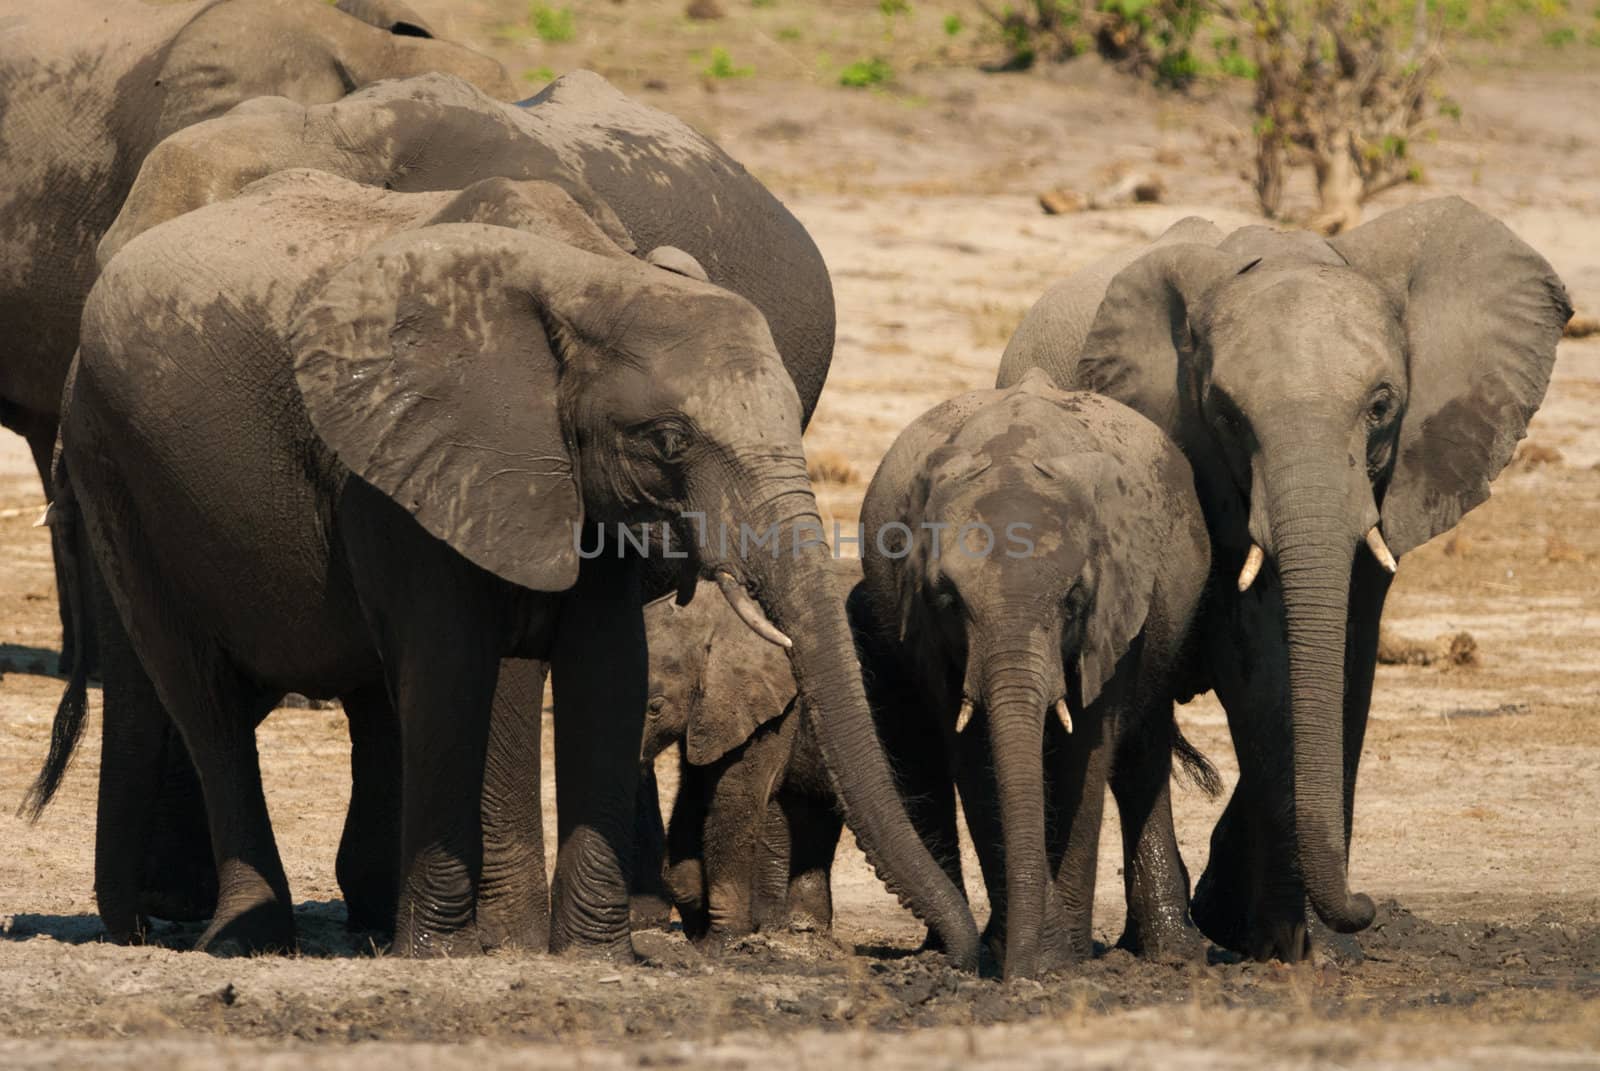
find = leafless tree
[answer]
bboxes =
[1244,0,1442,233]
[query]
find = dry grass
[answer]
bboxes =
[805,448,860,487]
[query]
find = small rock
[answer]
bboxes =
[685,0,724,19]
[1038,188,1087,215]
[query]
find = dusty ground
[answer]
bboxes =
[2,2,1599,1066]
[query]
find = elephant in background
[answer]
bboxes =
[856,372,1215,980]
[39,167,975,961]
[0,0,513,669]
[998,198,1571,961]
[632,562,860,946]
[99,70,837,425]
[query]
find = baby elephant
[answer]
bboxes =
[632,561,862,945]
[857,370,1215,980]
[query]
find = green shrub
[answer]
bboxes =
[944,12,965,33]
[529,4,575,42]
[703,47,754,78]
[522,66,557,84]
[839,56,895,86]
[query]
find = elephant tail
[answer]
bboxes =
[1173,720,1222,799]
[19,468,90,822]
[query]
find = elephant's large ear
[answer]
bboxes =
[291,223,586,592]
[1036,448,1159,707]
[687,625,797,766]
[1331,198,1572,557]
[336,0,435,37]
[1077,245,1260,439]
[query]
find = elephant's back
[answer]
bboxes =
[0,0,201,410]
[515,72,835,425]
[996,216,1224,391]
[71,175,435,682]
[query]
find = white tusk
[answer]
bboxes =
[955,698,975,735]
[1237,543,1265,593]
[34,503,55,528]
[1053,697,1073,735]
[714,570,792,649]
[1365,526,1397,574]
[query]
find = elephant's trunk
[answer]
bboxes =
[704,464,981,967]
[1263,449,1376,935]
[981,647,1054,980]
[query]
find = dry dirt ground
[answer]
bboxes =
[2,2,1599,1067]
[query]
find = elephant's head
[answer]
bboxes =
[289,184,979,965]
[889,378,1192,978]
[1077,198,1571,938]
[142,0,516,147]
[640,581,797,769]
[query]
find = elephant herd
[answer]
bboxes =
[2,0,1571,981]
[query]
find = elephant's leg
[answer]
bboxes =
[751,796,792,933]
[337,684,401,935]
[664,748,710,939]
[783,791,843,932]
[871,681,965,944]
[477,656,550,952]
[699,718,791,945]
[91,579,202,941]
[1110,701,1200,958]
[549,558,646,959]
[89,547,288,953]
[139,726,219,924]
[1042,701,1111,967]
[1190,594,1308,963]
[629,764,674,931]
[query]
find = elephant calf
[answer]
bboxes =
[631,562,863,946]
[856,371,1217,980]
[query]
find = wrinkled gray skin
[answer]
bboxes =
[0,0,514,671]
[49,169,975,961]
[631,562,858,946]
[997,199,1571,961]
[48,69,841,944]
[100,70,836,421]
[857,373,1212,980]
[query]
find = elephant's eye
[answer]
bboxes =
[1367,391,1396,427]
[642,420,692,463]
[646,695,667,717]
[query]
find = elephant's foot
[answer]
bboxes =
[477,885,550,953]
[629,893,674,931]
[196,900,296,956]
[1193,862,1311,964]
[1115,914,1207,963]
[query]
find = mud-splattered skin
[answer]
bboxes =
[998,199,1572,963]
[55,169,976,963]
[855,373,1212,980]
[630,561,860,947]
[0,0,512,668]
[103,70,836,427]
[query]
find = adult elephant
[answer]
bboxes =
[45,169,975,961]
[0,0,514,669]
[997,198,1570,961]
[41,69,840,939]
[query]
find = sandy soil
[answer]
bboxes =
[1,2,1598,1066]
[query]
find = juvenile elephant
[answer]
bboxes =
[997,199,1571,961]
[43,168,975,961]
[28,70,841,941]
[633,562,859,945]
[857,372,1214,980]
[0,0,513,668]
